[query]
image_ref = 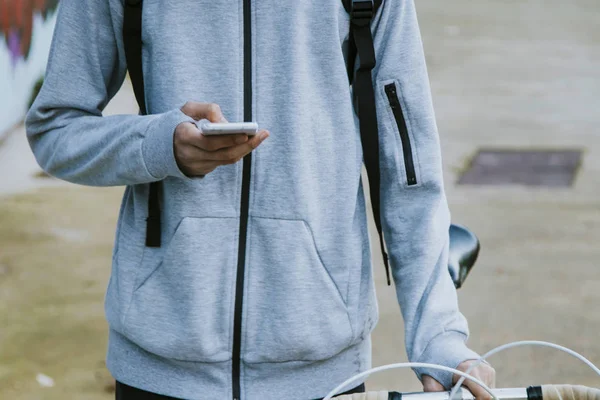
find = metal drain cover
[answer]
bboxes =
[458,149,582,187]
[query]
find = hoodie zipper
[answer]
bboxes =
[384,83,418,186]
[232,0,252,399]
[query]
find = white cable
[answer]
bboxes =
[322,362,497,400]
[449,340,600,400]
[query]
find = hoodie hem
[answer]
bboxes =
[106,328,371,400]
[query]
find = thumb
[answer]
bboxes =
[423,375,446,392]
[181,102,226,122]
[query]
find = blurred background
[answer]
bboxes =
[0,1,599,399]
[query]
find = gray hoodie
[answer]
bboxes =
[26,1,479,399]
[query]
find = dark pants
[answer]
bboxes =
[116,381,365,400]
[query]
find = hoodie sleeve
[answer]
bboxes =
[370,0,480,389]
[25,1,194,187]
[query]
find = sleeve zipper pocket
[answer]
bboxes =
[384,83,418,186]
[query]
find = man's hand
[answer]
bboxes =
[175,101,270,177]
[423,360,496,400]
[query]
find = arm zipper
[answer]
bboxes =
[385,83,418,186]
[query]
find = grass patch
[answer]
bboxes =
[33,170,52,179]
[0,186,123,400]
[451,150,478,179]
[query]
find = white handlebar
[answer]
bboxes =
[335,386,600,400]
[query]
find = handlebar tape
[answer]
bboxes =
[542,385,600,400]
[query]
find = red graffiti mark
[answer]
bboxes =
[0,0,59,67]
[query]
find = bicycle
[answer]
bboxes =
[333,385,600,400]
[323,224,600,400]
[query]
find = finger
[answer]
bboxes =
[181,101,225,122]
[454,361,496,393]
[422,375,445,392]
[196,133,249,151]
[205,130,270,163]
[481,364,496,389]
[464,378,493,400]
[458,366,495,400]
[178,123,249,151]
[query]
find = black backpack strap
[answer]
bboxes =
[345,0,391,285]
[343,0,358,83]
[123,0,162,247]
[343,0,382,83]
[123,0,146,115]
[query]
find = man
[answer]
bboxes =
[26,1,495,399]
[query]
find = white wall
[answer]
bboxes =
[1,11,58,137]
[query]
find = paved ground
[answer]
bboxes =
[0,0,598,395]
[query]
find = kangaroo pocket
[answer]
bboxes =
[243,217,354,363]
[122,217,238,362]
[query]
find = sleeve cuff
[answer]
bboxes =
[141,108,196,180]
[413,330,480,390]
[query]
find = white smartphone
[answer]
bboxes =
[197,121,259,136]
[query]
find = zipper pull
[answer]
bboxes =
[385,84,399,108]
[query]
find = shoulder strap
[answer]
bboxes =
[123,0,146,114]
[123,0,162,248]
[345,0,391,285]
[342,0,382,83]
